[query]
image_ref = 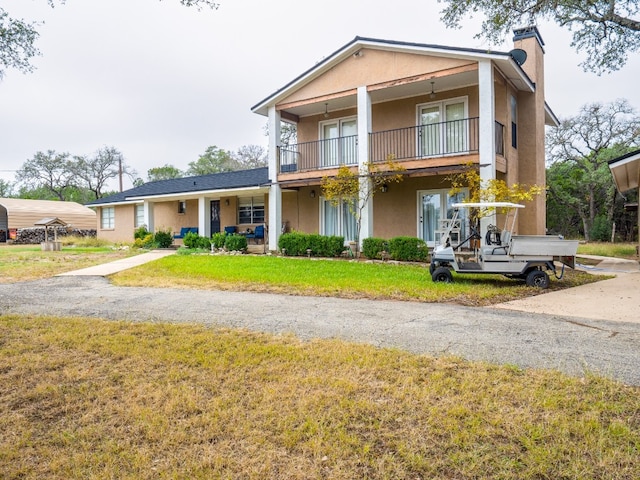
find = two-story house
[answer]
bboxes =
[253,27,558,249]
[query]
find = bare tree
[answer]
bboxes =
[16,150,75,201]
[71,146,136,199]
[233,145,267,169]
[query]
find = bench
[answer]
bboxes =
[173,227,198,239]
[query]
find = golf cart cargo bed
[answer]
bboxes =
[509,235,579,257]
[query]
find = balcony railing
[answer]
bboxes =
[278,118,504,173]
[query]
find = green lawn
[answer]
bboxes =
[1,315,638,480]
[577,242,638,259]
[112,254,603,306]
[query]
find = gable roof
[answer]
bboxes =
[87,167,270,206]
[252,36,536,117]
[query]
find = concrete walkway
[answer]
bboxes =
[493,255,640,324]
[56,249,176,277]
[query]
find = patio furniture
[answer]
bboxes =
[174,227,198,239]
[224,226,237,235]
[245,225,264,244]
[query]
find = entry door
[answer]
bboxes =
[418,190,468,247]
[210,200,221,234]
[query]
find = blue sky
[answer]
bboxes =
[1,0,638,190]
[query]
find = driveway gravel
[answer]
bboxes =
[1,274,639,386]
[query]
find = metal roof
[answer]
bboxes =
[608,149,640,193]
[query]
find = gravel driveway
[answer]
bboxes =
[1,275,639,386]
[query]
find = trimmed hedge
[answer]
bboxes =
[388,236,429,262]
[278,232,345,257]
[362,237,388,260]
[224,234,247,252]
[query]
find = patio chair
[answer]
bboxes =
[245,225,264,244]
[224,226,236,235]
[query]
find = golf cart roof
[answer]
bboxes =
[451,202,525,209]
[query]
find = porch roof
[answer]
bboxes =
[251,36,537,118]
[87,167,270,206]
[609,149,640,193]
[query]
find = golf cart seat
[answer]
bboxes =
[481,231,511,257]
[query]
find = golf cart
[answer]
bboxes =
[430,202,579,288]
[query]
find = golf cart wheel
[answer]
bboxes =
[526,269,550,289]
[432,266,453,283]
[429,260,437,275]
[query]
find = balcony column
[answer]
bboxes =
[478,59,496,242]
[198,196,209,238]
[268,105,282,251]
[143,200,154,232]
[357,86,373,245]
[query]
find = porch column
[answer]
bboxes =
[357,85,373,244]
[143,200,154,232]
[478,60,496,242]
[268,106,282,251]
[198,196,209,238]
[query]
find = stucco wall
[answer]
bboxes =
[97,204,135,243]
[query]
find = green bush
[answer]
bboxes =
[278,232,345,257]
[197,236,211,250]
[154,228,174,249]
[591,215,612,242]
[134,226,149,240]
[224,234,247,252]
[388,236,428,262]
[133,233,154,249]
[362,237,388,260]
[183,231,200,249]
[211,232,226,249]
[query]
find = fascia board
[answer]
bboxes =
[125,185,268,202]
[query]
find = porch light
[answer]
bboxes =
[310,189,316,198]
[381,184,388,193]
[323,103,329,118]
[430,81,436,100]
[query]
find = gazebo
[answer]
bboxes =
[608,149,640,260]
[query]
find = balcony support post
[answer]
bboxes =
[268,106,282,251]
[478,60,497,243]
[357,86,373,245]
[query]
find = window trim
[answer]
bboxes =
[134,204,145,228]
[318,115,358,168]
[101,206,115,230]
[237,196,265,225]
[416,96,469,157]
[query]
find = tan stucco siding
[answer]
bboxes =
[154,200,199,233]
[280,50,473,107]
[97,204,135,243]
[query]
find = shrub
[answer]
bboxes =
[362,237,388,260]
[183,231,200,249]
[224,234,247,252]
[154,228,174,249]
[134,226,149,240]
[388,236,428,262]
[197,236,212,250]
[211,232,226,249]
[133,233,154,249]
[278,232,345,257]
[591,215,612,242]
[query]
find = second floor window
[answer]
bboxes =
[418,97,468,156]
[319,117,357,167]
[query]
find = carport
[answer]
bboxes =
[608,149,640,260]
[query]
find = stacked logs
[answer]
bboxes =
[12,227,97,245]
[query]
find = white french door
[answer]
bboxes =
[418,189,468,247]
[320,117,357,167]
[419,97,468,156]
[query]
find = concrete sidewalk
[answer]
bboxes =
[56,249,175,277]
[493,256,640,323]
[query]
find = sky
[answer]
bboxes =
[1,0,639,191]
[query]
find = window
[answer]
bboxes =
[101,207,114,229]
[418,98,468,156]
[238,196,265,224]
[178,201,186,214]
[320,198,357,243]
[418,189,468,246]
[511,95,518,149]
[134,204,145,228]
[319,117,357,167]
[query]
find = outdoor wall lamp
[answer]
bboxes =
[225,199,230,206]
[381,184,388,193]
[310,190,316,198]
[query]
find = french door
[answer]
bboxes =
[419,98,468,156]
[320,117,357,167]
[418,189,468,247]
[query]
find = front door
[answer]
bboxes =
[210,200,221,234]
[418,190,468,247]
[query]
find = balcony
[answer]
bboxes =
[278,118,504,174]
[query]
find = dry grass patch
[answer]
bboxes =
[1,315,638,479]
[112,254,603,306]
[0,245,138,282]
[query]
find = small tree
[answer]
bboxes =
[448,163,544,243]
[321,156,405,253]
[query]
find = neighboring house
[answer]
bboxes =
[608,149,640,257]
[0,198,96,242]
[252,27,558,249]
[86,168,269,243]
